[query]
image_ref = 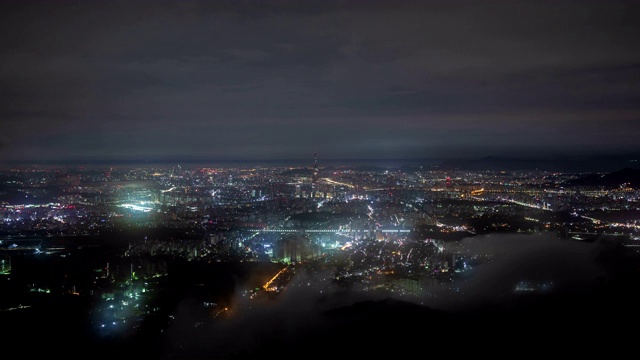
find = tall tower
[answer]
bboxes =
[312,153,319,197]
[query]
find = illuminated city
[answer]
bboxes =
[2,158,640,356]
[2,0,640,358]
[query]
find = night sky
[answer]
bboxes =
[2,0,640,164]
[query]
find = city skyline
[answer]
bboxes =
[2,0,640,164]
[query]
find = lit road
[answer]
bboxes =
[320,178,355,188]
[263,266,290,292]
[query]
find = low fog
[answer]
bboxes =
[155,233,640,358]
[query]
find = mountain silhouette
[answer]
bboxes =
[563,167,640,188]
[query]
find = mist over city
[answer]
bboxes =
[160,233,632,358]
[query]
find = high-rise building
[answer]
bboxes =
[0,254,11,275]
[273,234,321,263]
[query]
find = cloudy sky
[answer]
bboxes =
[1,0,639,164]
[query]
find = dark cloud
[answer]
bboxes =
[1,0,639,163]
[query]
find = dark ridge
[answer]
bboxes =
[563,167,640,188]
[323,297,448,319]
[279,167,314,176]
[345,165,390,172]
[438,155,640,172]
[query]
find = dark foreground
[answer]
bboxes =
[2,236,639,359]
